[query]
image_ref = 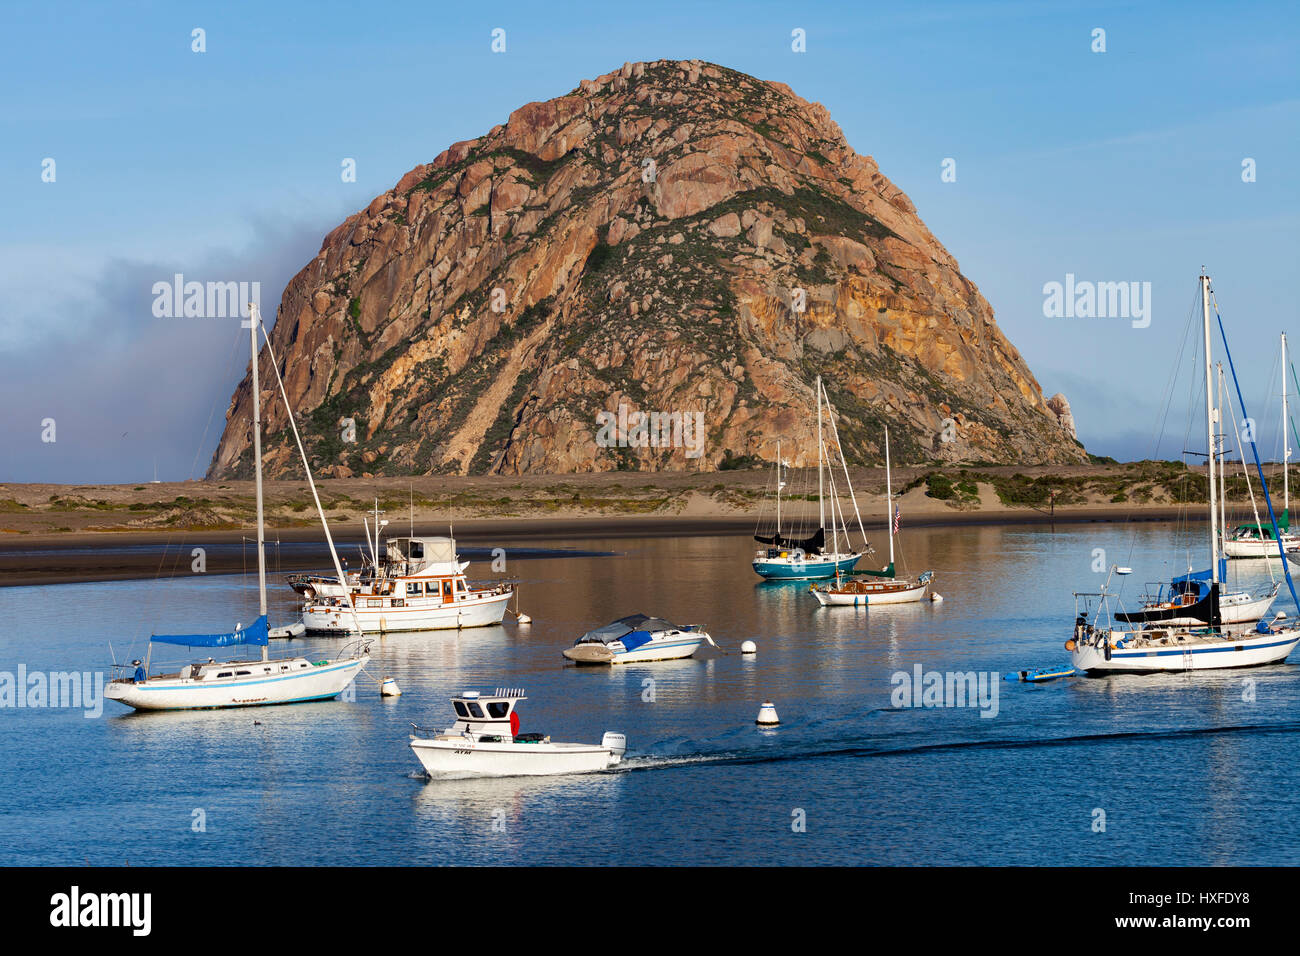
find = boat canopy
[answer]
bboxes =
[580,613,677,651]
[151,614,269,648]
[753,527,826,554]
[387,536,457,564]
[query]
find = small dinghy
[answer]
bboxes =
[409,690,625,779]
[1005,666,1077,683]
[268,621,306,640]
[563,613,716,664]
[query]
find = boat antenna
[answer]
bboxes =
[248,307,268,662]
[250,304,366,637]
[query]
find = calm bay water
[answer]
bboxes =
[3,521,1299,866]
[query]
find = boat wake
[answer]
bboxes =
[614,718,1300,773]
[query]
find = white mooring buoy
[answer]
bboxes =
[741,640,757,655]
[756,701,779,726]
[380,677,401,697]
[930,593,944,603]
[516,613,532,625]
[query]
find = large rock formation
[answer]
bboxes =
[209,59,1085,479]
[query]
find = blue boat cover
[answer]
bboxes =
[151,614,269,648]
[621,630,653,652]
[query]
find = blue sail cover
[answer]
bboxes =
[151,615,269,648]
[1171,558,1228,594]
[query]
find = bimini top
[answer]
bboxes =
[386,536,457,567]
[579,613,681,648]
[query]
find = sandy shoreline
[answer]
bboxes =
[0,504,1197,587]
[2,461,1273,585]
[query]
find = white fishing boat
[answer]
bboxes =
[1068,272,1300,674]
[811,425,934,606]
[1224,333,1300,557]
[563,613,716,664]
[301,531,512,634]
[107,307,370,711]
[409,690,625,779]
[752,376,870,580]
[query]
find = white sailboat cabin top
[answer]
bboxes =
[385,536,467,577]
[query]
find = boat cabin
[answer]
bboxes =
[446,689,539,742]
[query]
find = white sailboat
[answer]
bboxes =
[752,376,869,580]
[1068,272,1300,673]
[1224,333,1300,557]
[106,307,370,710]
[811,425,934,606]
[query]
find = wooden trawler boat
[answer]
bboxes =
[300,508,512,633]
[409,690,626,779]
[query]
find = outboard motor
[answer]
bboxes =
[601,732,627,758]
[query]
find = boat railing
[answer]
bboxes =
[334,638,373,660]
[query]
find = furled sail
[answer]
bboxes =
[753,527,826,554]
[151,615,270,648]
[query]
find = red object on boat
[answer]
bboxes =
[510,711,520,736]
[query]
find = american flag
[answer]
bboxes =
[892,506,901,535]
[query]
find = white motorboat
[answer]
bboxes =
[811,425,933,606]
[1068,273,1300,674]
[409,690,625,779]
[563,613,716,664]
[107,306,370,711]
[752,378,870,580]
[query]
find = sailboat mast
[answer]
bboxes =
[249,313,268,662]
[1284,332,1290,518]
[1218,364,1227,550]
[885,426,895,567]
[775,439,782,534]
[816,376,825,531]
[1202,273,1219,584]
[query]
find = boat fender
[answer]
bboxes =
[1103,638,1111,661]
[1064,639,1076,652]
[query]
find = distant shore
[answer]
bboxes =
[2,461,1264,586]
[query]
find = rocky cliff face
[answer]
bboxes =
[209,59,1085,479]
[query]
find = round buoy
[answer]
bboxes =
[741,640,757,655]
[517,613,532,624]
[930,593,943,603]
[380,677,401,697]
[756,701,779,725]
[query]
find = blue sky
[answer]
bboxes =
[1,0,1297,481]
